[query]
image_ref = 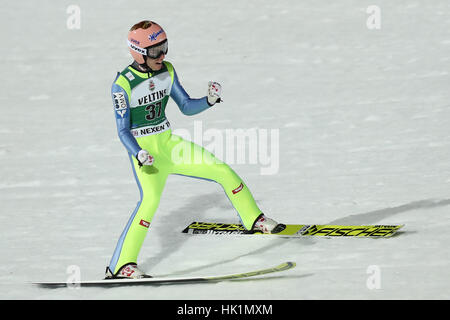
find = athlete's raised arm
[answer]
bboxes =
[170,69,222,115]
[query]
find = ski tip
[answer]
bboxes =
[277,261,297,270]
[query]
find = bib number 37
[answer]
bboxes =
[145,101,162,121]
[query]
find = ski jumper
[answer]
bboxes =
[108,61,263,274]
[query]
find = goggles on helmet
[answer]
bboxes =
[145,39,168,59]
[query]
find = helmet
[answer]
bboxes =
[127,20,168,64]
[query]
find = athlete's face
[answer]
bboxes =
[145,53,165,71]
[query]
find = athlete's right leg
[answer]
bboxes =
[108,154,168,275]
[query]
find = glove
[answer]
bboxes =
[207,81,222,106]
[136,149,154,167]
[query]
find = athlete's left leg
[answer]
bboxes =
[165,134,262,230]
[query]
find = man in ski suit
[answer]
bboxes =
[106,20,284,279]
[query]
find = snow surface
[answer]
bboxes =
[1,0,449,299]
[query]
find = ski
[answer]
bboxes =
[32,261,296,288]
[182,222,404,238]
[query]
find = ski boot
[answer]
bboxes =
[252,214,286,234]
[104,263,152,279]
